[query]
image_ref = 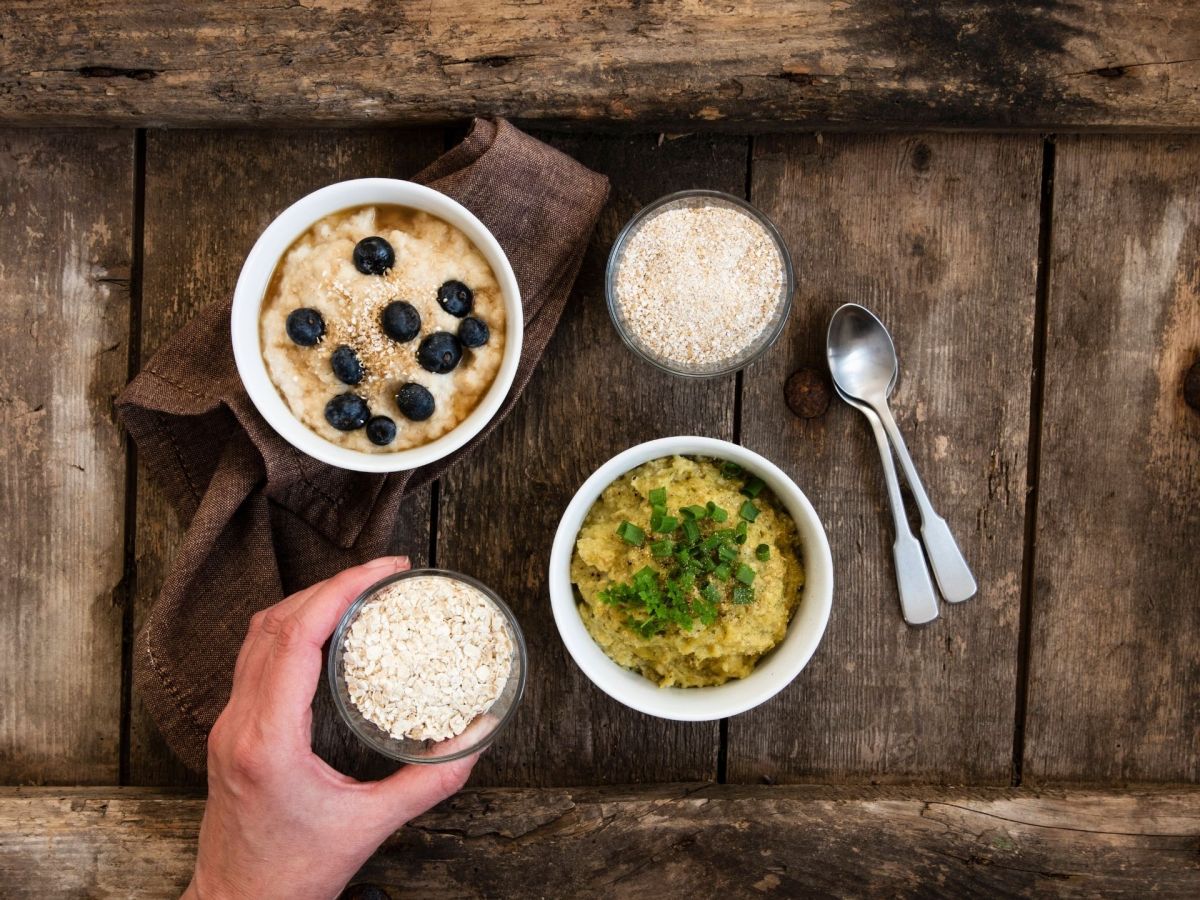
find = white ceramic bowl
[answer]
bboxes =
[549,436,834,721]
[231,178,523,473]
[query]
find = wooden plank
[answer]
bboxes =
[1024,136,1200,783]
[731,134,1042,783]
[2,785,1197,898]
[0,130,132,784]
[437,133,745,786]
[1,2,1198,131]
[133,128,443,786]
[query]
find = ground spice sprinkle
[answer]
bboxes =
[613,199,786,370]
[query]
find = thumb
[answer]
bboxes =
[362,753,480,833]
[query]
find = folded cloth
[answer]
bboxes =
[117,119,608,771]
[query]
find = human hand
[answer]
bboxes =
[184,556,479,900]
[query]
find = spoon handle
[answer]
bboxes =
[874,403,978,603]
[858,403,939,625]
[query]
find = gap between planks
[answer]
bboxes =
[118,128,147,787]
[1011,135,1057,787]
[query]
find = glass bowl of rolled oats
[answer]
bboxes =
[606,189,794,378]
[328,568,527,763]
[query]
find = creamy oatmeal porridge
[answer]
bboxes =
[260,204,506,452]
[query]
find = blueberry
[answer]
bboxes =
[285,308,325,346]
[395,383,435,421]
[458,316,490,349]
[330,345,364,385]
[365,415,397,446]
[437,280,474,317]
[380,301,421,343]
[324,393,370,431]
[353,236,395,276]
[416,332,463,374]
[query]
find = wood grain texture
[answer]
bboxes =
[133,128,443,786]
[1024,136,1200,783]
[0,130,132,784]
[1,3,1198,131]
[2,785,1197,898]
[437,133,746,786]
[729,134,1042,783]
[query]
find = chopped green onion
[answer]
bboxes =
[741,476,766,499]
[756,543,771,561]
[734,520,749,544]
[718,544,739,563]
[735,563,756,585]
[732,585,755,605]
[700,582,721,605]
[681,518,701,544]
[648,486,667,506]
[713,563,732,581]
[616,520,645,547]
[702,534,724,551]
[650,540,675,557]
[651,512,678,533]
[720,461,743,478]
[708,503,729,523]
[739,500,759,522]
[681,504,708,520]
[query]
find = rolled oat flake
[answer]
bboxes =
[342,576,512,742]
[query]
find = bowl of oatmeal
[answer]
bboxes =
[548,436,833,721]
[232,179,523,472]
[606,190,793,377]
[328,568,527,763]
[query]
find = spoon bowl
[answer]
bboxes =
[826,304,899,403]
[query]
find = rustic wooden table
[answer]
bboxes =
[1,3,1198,897]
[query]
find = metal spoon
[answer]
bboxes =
[835,383,940,625]
[827,304,977,603]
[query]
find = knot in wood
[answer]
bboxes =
[1184,358,1200,413]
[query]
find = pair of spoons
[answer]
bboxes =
[826,304,977,625]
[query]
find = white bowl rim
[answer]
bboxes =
[548,436,834,721]
[230,177,524,473]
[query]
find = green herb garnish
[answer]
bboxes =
[616,520,645,547]
[598,464,781,637]
[741,477,766,499]
[651,513,678,533]
[732,585,755,605]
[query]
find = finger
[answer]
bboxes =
[259,556,411,726]
[238,556,409,692]
[361,753,480,833]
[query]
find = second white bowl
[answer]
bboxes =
[548,436,834,721]
[231,178,524,473]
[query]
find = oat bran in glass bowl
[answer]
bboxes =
[328,568,527,764]
[605,189,795,377]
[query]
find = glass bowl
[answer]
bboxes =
[327,568,527,764]
[605,189,795,378]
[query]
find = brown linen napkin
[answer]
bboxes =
[117,119,609,771]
